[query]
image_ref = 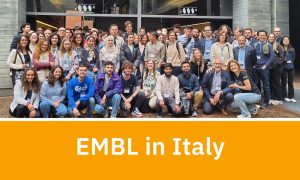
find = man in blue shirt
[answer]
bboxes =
[68,64,95,117]
[253,30,274,108]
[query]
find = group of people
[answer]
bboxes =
[7,21,296,118]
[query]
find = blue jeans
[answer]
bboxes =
[68,97,95,118]
[87,70,97,82]
[94,94,121,117]
[253,66,271,104]
[231,93,261,116]
[39,100,68,118]
[202,93,234,115]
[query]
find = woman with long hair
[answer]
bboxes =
[32,39,55,82]
[9,67,40,118]
[72,33,84,63]
[281,36,296,103]
[80,36,99,81]
[227,60,261,118]
[189,48,205,83]
[99,35,120,73]
[7,34,32,86]
[138,34,149,78]
[55,38,79,82]
[49,33,60,60]
[143,60,161,112]
[268,33,285,105]
[39,65,67,118]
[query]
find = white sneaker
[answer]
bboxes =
[269,100,274,105]
[251,105,260,115]
[284,98,291,102]
[237,114,251,118]
[290,98,297,103]
[272,100,283,105]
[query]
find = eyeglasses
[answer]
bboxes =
[204,30,212,32]
[58,29,66,31]
[274,31,280,32]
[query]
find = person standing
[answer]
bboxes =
[281,36,296,103]
[10,23,31,51]
[252,30,274,108]
[7,35,32,87]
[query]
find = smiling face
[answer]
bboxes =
[87,37,95,48]
[229,61,240,73]
[105,64,114,75]
[124,66,133,75]
[282,37,290,46]
[26,70,35,83]
[41,41,49,51]
[19,36,29,48]
[127,35,134,45]
[30,33,38,43]
[219,33,226,43]
[51,35,59,45]
[44,30,52,39]
[268,34,275,43]
[53,67,62,79]
[75,34,83,44]
[214,59,223,72]
[193,49,202,60]
[168,32,176,42]
[77,66,87,78]
[63,39,71,51]
[146,60,154,71]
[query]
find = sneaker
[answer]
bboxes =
[104,110,109,118]
[260,103,269,109]
[271,100,283,105]
[269,99,274,105]
[237,114,251,118]
[192,110,198,117]
[284,98,291,102]
[110,116,116,118]
[156,112,163,118]
[251,105,260,115]
[132,108,143,117]
[290,98,297,103]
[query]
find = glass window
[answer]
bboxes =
[141,0,232,16]
[27,0,137,14]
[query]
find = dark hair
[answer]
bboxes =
[124,21,133,28]
[17,34,31,53]
[78,64,87,69]
[162,63,173,70]
[281,36,293,48]
[109,24,118,30]
[149,31,159,39]
[257,30,267,36]
[244,28,253,33]
[66,29,74,37]
[48,65,64,87]
[218,24,233,36]
[72,33,84,48]
[104,61,114,67]
[173,24,181,28]
[181,61,190,67]
[140,34,149,45]
[20,67,40,93]
[20,23,31,32]
[49,32,61,47]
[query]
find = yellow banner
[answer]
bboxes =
[0,121,299,179]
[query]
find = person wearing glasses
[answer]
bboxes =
[194,25,216,71]
[57,27,66,40]
[273,27,282,44]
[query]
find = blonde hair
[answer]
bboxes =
[59,38,72,56]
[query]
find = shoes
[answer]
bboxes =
[110,116,116,118]
[104,110,109,118]
[260,103,269,109]
[271,100,283,105]
[290,98,297,103]
[220,108,228,115]
[156,112,163,118]
[192,110,198,117]
[132,108,143,117]
[251,105,260,115]
[284,98,291,102]
[237,114,251,118]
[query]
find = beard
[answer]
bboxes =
[165,73,172,78]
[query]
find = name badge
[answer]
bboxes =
[257,56,261,60]
[149,54,155,58]
[163,93,170,98]
[63,63,69,69]
[124,88,130,94]
[287,61,292,64]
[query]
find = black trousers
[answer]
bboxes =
[121,91,147,112]
[9,105,40,118]
[270,65,283,100]
[281,69,295,99]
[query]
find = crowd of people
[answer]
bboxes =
[7,21,297,118]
